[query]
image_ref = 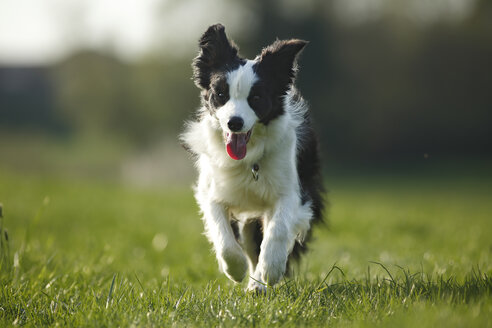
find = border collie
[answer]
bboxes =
[181,24,324,292]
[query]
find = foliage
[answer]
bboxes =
[53,52,197,144]
[2,0,491,159]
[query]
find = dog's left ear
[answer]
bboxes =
[193,24,240,89]
[256,39,308,94]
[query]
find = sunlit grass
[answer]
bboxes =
[0,168,491,326]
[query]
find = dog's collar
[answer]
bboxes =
[251,163,259,181]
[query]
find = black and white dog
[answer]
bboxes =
[181,24,324,292]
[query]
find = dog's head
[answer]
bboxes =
[192,24,307,160]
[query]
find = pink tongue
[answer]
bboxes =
[226,133,248,160]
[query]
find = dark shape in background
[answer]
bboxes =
[0,67,66,134]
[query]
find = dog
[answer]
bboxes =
[181,24,324,292]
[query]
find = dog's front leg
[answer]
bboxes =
[200,200,248,283]
[249,195,300,290]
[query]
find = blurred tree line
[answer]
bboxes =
[1,0,491,164]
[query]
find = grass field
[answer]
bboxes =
[0,166,491,327]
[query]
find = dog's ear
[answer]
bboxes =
[192,24,239,89]
[256,39,307,94]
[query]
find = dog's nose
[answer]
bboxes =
[227,116,244,132]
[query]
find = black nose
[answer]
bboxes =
[227,116,244,132]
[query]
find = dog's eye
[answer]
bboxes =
[217,92,226,99]
[251,95,261,102]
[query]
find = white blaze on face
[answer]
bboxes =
[216,60,259,160]
[216,60,258,132]
[227,60,257,100]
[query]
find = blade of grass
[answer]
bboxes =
[106,274,117,309]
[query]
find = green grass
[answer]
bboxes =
[0,168,491,327]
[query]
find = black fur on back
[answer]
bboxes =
[288,91,325,269]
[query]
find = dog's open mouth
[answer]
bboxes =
[224,130,252,160]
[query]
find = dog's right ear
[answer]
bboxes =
[192,24,239,89]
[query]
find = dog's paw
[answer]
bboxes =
[219,246,248,283]
[246,278,267,295]
[257,243,288,285]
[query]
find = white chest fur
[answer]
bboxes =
[211,159,283,219]
[192,117,299,222]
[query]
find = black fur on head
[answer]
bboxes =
[192,24,244,90]
[255,39,307,92]
[252,39,308,124]
[192,25,307,125]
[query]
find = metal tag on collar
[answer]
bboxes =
[251,163,259,181]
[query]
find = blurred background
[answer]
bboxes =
[1,0,491,186]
